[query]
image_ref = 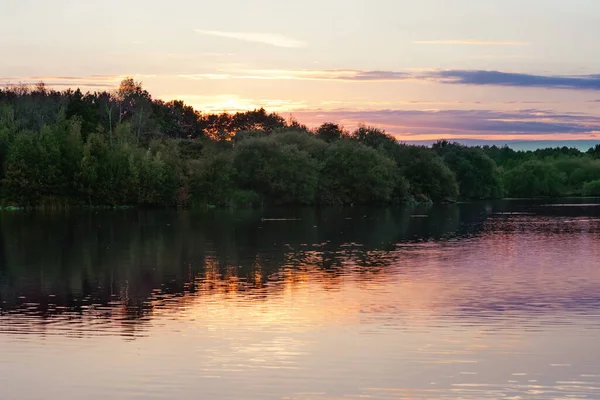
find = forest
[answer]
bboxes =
[1,77,600,208]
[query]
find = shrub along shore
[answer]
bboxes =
[1,78,600,209]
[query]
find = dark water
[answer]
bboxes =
[2,199,600,399]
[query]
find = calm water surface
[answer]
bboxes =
[1,199,600,399]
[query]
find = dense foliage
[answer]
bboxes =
[482,144,600,197]
[1,79,599,208]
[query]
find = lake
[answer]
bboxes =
[1,199,600,399]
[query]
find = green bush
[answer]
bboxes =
[583,180,600,196]
[503,160,566,197]
[233,137,320,205]
[188,150,236,206]
[434,141,503,199]
[318,140,398,205]
[230,189,261,208]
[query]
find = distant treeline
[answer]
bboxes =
[1,78,600,208]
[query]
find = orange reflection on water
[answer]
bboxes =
[2,209,600,399]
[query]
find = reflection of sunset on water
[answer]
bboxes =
[2,203,600,399]
[3,210,600,334]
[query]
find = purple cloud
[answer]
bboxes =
[291,109,600,138]
[435,70,600,90]
[224,68,600,91]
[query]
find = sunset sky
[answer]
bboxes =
[2,0,600,140]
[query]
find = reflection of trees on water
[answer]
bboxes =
[0,204,487,334]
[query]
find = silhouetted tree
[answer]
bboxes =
[316,122,346,143]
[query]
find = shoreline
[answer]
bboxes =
[3,196,600,213]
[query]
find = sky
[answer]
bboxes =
[2,0,600,141]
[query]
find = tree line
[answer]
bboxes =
[1,78,599,208]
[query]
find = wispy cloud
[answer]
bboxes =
[1,75,118,88]
[436,70,600,90]
[194,29,306,48]
[470,54,529,60]
[0,82,109,88]
[413,40,528,46]
[179,68,600,91]
[179,69,414,82]
[179,69,385,81]
[290,109,600,140]
[0,74,154,89]
[11,69,600,93]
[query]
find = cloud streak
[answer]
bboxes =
[0,74,156,89]
[436,70,600,90]
[194,29,306,48]
[414,40,528,46]
[180,68,600,91]
[290,109,600,139]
